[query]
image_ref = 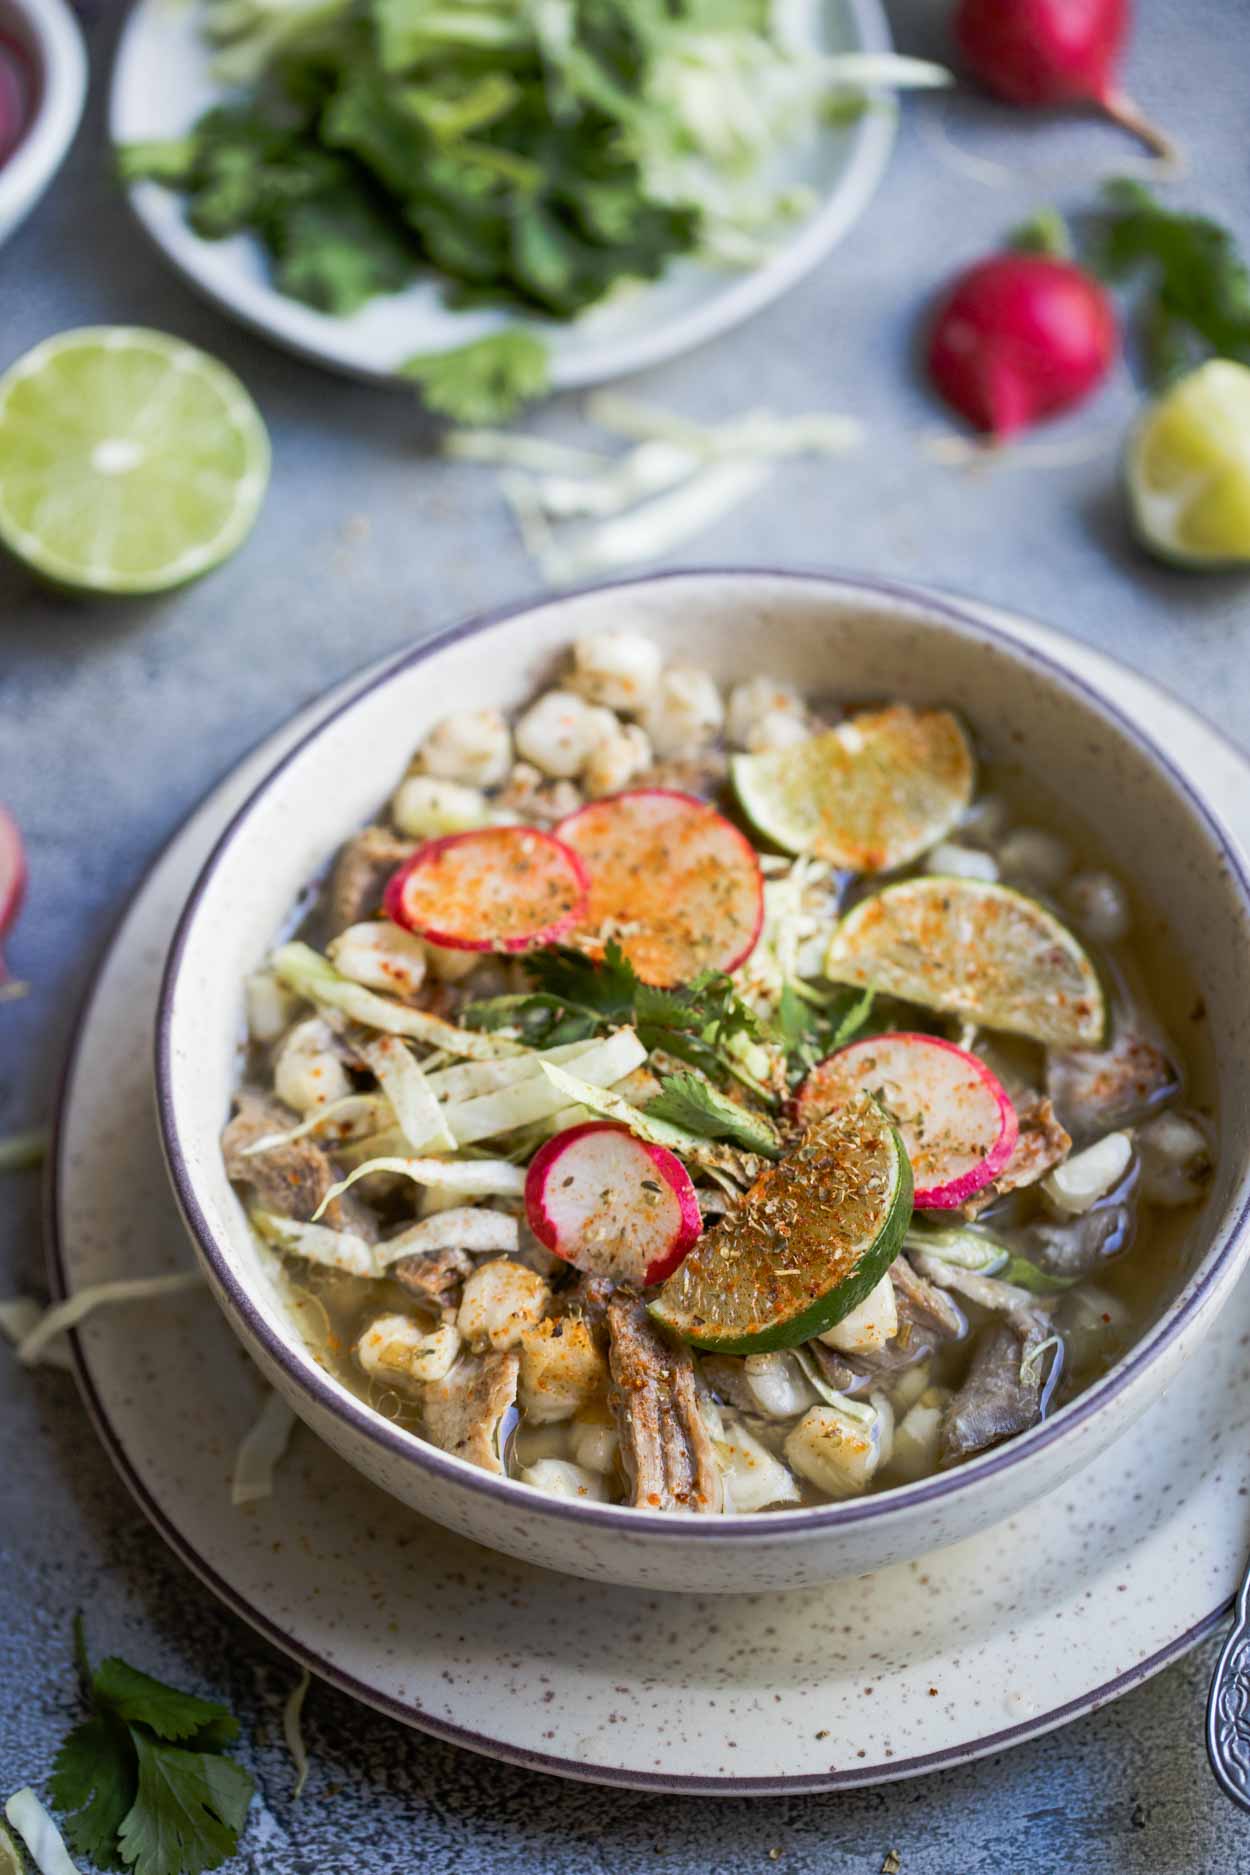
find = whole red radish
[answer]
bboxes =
[955,0,1173,158]
[927,252,1117,439]
[0,806,25,981]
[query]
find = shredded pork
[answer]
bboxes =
[606,1296,723,1512]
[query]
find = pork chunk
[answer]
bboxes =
[940,1311,1053,1467]
[1046,1028,1179,1141]
[392,1245,474,1311]
[222,1090,337,1224]
[607,1296,723,1512]
[328,825,415,935]
[422,1351,520,1475]
[961,1094,1071,1218]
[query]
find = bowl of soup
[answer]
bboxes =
[156,571,1250,1590]
[0,0,86,251]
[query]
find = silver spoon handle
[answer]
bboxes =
[1207,1569,1250,1810]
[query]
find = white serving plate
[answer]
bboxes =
[48,589,1250,1792]
[108,0,896,388]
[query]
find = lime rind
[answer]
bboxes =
[1127,359,1250,569]
[730,707,974,873]
[825,876,1106,1050]
[0,326,270,594]
[650,1099,913,1355]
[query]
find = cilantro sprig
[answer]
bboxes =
[463,939,777,1100]
[776,980,876,1074]
[47,1620,252,1875]
[644,1071,782,1158]
[1095,179,1250,386]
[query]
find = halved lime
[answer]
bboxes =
[825,877,1105,1049]
[650,1096,912,1354]
[1127,360,1250,567]
[0,327,269,594]
[731,706,974,873]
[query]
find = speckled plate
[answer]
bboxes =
[48,593,1250,1794]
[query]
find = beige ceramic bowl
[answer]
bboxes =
[156,571,1250,1592]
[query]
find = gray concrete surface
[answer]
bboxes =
[3,1,1250,1867]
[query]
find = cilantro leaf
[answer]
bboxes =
[525,940,638,1021]
[47,1623,253,1875]
[1096,180,1250,384]
[645,1073,781,1157]
[93,1659,238,1745]
[50,1713,135,1870]
[776,981,876,1075]
[117,1730,253,1875]
[399,331,551,423]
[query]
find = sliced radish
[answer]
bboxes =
[0,805,25,980]
[384,826,588,953]
[525,1120,703,1286]
[556,788,763,988]
[795,1032,1018,1211]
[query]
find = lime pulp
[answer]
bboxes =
[1127,359,1250,568]
[0,326,270,594]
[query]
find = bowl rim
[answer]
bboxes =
[155,568,1250,1540]
[0,0,87,232]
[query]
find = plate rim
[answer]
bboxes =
[106,0,898,390]
[44,578,1246,1793]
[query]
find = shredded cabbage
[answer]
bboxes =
[441,1027,646,1144]
[239,1094,393,1157]
[252,1211,376,1276]
[534,458,773,585]
[359,1037,454,1153]
[4,1790,80,1875]
[424,1036,601,1104]
[792,1346,876,1421]
[282,1668,311,1800]
[538,1059,745,1174]
[232,1389,297,1506]
[374,1208,518,1270]
[312,1155,525,1221]
[0,1299,74,1372]
[14,1273,204,1367]
[904,1225,1006,1274]
[271,943,521,1061]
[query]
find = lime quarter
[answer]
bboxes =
[731,706,974,873]
[650,1096,912,1355]
[1127,359,1250,568]
[826,876,1106,1049]
[0,327,269,594]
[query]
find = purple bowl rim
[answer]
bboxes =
[154,566,1250,1543]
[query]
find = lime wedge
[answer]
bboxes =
[650,1096,912,1355]
[0,327,269,594]
[731,706,974,872]
[1127,359,1250,567]
[825,877,1105,1049]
